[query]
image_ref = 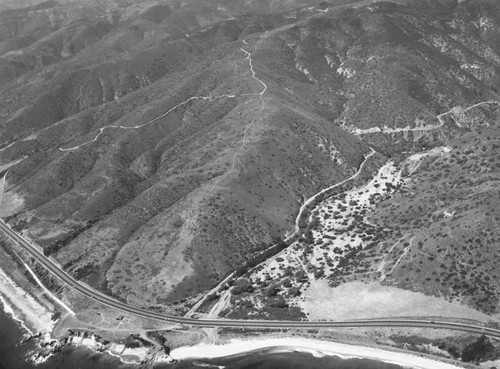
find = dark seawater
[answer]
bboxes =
[0,304,32,369]
[169,349,407,369]
[0,306,131,369]
[1,306,407,369]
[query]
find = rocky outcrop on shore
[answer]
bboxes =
[21,329,176,365]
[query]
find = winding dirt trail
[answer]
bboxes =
[208,47,268,192]
[56,42,271,317]
[59,95,238,152]
[184,45,269,315]
[59,43,271,197]
[293,148,376,235]
[197,147,377,317]
[59,45,271,155]
[352,100,499,136]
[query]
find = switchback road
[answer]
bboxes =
[1,220,500,338]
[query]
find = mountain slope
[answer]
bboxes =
[0,0,499,319]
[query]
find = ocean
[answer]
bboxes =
[0,307,407,369]
[0,303,31,369]
[176,349,407,369]
[0,306,127,369]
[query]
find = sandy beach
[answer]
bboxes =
[0,267,54,335]
[0,264,171,366]
[170,337,464,369]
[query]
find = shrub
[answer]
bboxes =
[231,278,253,295]
[269,296,288,308]
[265,284,280,297]
[288,287,301,297]
[282,278,292,288]
[461,335,494,363]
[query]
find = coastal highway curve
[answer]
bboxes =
[1,220,500,338]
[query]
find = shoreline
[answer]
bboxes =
[0,267,173,366]
[0,291,34,336]
[0,267,55,337]
[170,337,464,369]
[66,332,173,365]
[0,264,468,369]
[0,265,58,364]
[0,268,479,369]
[0,260,476,369]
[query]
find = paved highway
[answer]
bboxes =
[1,220,500,338]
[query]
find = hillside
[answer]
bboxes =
[0,0,499,327]
[0,0,47,11]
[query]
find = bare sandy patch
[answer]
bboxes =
[0,188,24,217]
[0,158,25,173]
[150,235,194,295]
[481,359,500,368]
[0,267,54,335]
[299,280,491,322]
